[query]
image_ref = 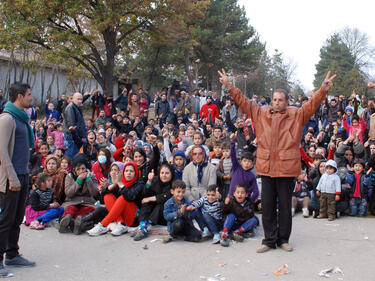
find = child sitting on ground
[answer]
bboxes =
[188,185,223,244]
[220,184,259,247]
[26,173,64,229]
[163,179,202,243]
[316,159,341,221]
[346,158,371,216]
[291,170,311,218]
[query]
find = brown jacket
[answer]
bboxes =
[230,88,326,178]
[62,172,99,208]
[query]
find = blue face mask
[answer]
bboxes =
[98,155,107,164]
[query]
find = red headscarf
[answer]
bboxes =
[121,161,139,188]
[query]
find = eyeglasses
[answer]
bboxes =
[192,152,203,156]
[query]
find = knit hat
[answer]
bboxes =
[173,150,187,160]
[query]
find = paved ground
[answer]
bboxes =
[8,214,375,281]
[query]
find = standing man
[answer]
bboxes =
[218,69,336,253]
[63,92,87,158]
[0,83,36,277]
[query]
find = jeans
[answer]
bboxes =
[223,213,258,232]
[189,209,206,231]
[64,133,78,159]
[37,207,64,224]
[169,217,201,241]
[202,213,222,234]
[0,175,29,261]
[350,198,367,216]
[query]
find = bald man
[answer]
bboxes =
[63,93,87,158]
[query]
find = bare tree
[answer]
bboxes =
[340,27,375,71]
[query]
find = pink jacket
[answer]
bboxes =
[50,131,66,149]
[342,117,366,144]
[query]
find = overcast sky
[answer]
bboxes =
[238,0,375,91]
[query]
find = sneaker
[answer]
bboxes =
[111,223,128,236]
[220,237,230,247]
[163,235,173,244]
[5,255,36,267]
[256,245,271,253]
[133,229,147,241]
[202,227,212,239]
[241,230,255,238]
[212,233,220,244]
[87,223,108,236]
[0,263,11,278]
[231,232,244,242]
[302,208,309,218]
[291,208,295,217]
[59,214,72,233]
[30,220,45,230]
[107,222,117,232]
[336,211,340,218]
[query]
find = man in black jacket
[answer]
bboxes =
[63,93,87,158]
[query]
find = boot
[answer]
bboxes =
[73,213,94,235]
[59,214,74,233]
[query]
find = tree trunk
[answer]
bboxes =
[101,28,117,97]
[184,49,194,94]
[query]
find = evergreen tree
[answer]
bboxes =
[313,34,366,96]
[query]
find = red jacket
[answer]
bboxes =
[200,103,219,122]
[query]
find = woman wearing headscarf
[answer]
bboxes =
[87,161,144,236]
[133,163,175,241]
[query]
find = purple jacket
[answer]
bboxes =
[228,141,259,202]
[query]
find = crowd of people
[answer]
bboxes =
[1,75,375,276]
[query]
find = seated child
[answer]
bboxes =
[291,170,311,218]
[188,185,223,244]
[346,158,371,216]
[209,142,223,166]
[220,184,259,247]
[26,173,64,229]
[163,179,202,243]
[316,160,341,221]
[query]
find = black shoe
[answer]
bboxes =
[5,255,36,267]
[59,214,72,233]
[133,230,147,241]
[73,214,94,235]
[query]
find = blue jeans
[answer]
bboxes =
[37,208,64,224]
[223,213,258,232]
[64,133,78,159]
[202,213,222,234]
[189,209,206,231]
[350,198,367,216]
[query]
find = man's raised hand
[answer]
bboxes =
[218,69,232,90]
[321,71,337,93]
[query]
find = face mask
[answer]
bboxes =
[98,155,107,164]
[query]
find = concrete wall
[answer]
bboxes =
[0,58,119,105]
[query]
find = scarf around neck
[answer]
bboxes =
[3,102,34,148]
